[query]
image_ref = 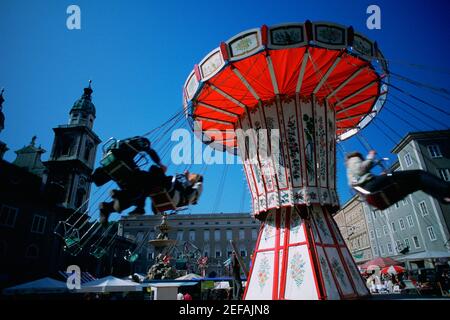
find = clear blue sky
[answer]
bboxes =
[1,0,449,217]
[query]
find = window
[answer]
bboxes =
[402,199,408,206]
[84,141,93,161]
[251,229,257,240]
[366,211,372,222]
[387,243,393,254]
[240,250,247,257]
[227,251,232,257]
[383,225,388,236]
[0,205,18,227]
[203,250,209,257]
[215,250,222,258]
[419,201,429,216]
[379,245,385,256]
[406,215,414,228]
[214,229,220,241]
[428,144,442,158]
[189,230,195,241]
[226,229,232,241]
[391,222,396,232]
[136,232,144,242]
[404,153,413,167]
[373,246,379,255]
[31,215,46,234]
[413,236,420,248]
[412,236,421,248]
[371,211,377,220]
[25,244,39,258]
[395,202,399,209]
[396,240,402,251]
[438,169,450,182]
[404,238,410,249]
[60,135,74,156]
[375,229,381,238]
[239,229,245,240]
[75,188,86,209]
[427,226,437,241]
[177,230,184,241]
[204,230,210,241]
[399,218,405,230]
[370,230,375,240]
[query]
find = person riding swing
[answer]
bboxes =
[346,150,450,210]
[91,136,167,225]
[150,170,204,214]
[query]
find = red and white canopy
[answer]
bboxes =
[381,265,406,275]
[183,21,389,153]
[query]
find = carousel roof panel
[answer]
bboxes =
[184,21,389,152]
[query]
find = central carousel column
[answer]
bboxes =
[239,94,369,300]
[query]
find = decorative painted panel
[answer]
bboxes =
[284,245,319,300]
[229,32,260,58]
[200,49,225,80]
[258,211,276,250]
[316,246,340,300]
[245,251,274,300]
[341,248,368,296]
[325,247,354,296]
[289,209,306,244]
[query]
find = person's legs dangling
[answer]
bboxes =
[363,170,450,204]
[99,201,115,226]
[129,195,146,215]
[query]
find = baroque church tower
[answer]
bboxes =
[44,81,101,210]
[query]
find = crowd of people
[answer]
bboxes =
[363,268,450,296]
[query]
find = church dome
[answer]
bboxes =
[70,82,96,117]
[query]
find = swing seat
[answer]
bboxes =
[353,182,398,210]
[91,247,107,259]
[149,187,178,213]
[64,233,81,249]
[124,253,139,263]
[100,151,134,185]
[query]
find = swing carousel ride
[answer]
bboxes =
[182,21,387,300]
[52,19,449,299]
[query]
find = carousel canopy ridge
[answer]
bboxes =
[182,21,389,153]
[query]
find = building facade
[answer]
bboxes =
[334,195,373,264]
[119,213,260,277]
[0,84,133,289]
[363,130,450,269]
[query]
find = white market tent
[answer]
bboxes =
[175,273,202,280]
[397,251,450,261]
[213,281,230,289]
[77,275,143,293]
[3,277,68,295]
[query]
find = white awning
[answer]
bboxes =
[396,251,450,261]
[77,275,143,293]
[147,281,198,288]
[3,277,68,295]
